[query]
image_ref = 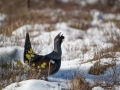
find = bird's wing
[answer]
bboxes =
[24,33,40,64]
[30,56,56,76]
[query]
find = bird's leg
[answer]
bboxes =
[45,61,51,81]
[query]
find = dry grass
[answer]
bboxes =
[0,0,92,36]
[103,19,120,29]
[1,0,119,37]
[0,60,43,89]
[70,74,91,90]
[89,61,116,75]
[0,0,120,36]
[82,0,120,13]
[67,12,92,30]
[88,43,118,75]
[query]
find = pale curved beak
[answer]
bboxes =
[58,32,64,39]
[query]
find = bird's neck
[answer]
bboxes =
[53,43,61,53]
[45,43,62,59]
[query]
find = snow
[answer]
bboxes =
[1,9,120,90]
[90,10,104,26]
[0,13,6,22]
[92,86,104,90]
[0,46,24,66]
[0,13,6,25]
[115,86,120,90]
[3,80,61,90]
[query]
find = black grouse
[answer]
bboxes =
[24,32,64,78]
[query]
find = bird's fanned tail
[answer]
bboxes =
[24,33,35,65]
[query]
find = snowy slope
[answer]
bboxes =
[3,80,62,90]
[1,10,120,90]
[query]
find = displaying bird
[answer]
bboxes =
[24,32,64,79]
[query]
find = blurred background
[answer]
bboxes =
[0,0,120,36]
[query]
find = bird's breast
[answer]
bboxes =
[50,59,61,75]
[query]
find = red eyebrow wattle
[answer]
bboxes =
[56,36,58,39]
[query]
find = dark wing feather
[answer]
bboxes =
[30,56,56,76]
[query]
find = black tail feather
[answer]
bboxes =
[24,33,32,51]
[24,33,35,64]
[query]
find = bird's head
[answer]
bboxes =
[54,32,64,46]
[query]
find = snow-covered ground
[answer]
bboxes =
[3,80,62,90]
[0,13,6,26]
[0,10,120,90]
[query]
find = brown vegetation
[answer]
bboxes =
[89,61,116,75]
[70,74,91,90]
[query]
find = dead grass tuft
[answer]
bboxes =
[89,61,116,75]
[0,60,42,89]
[70,74,91,90]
